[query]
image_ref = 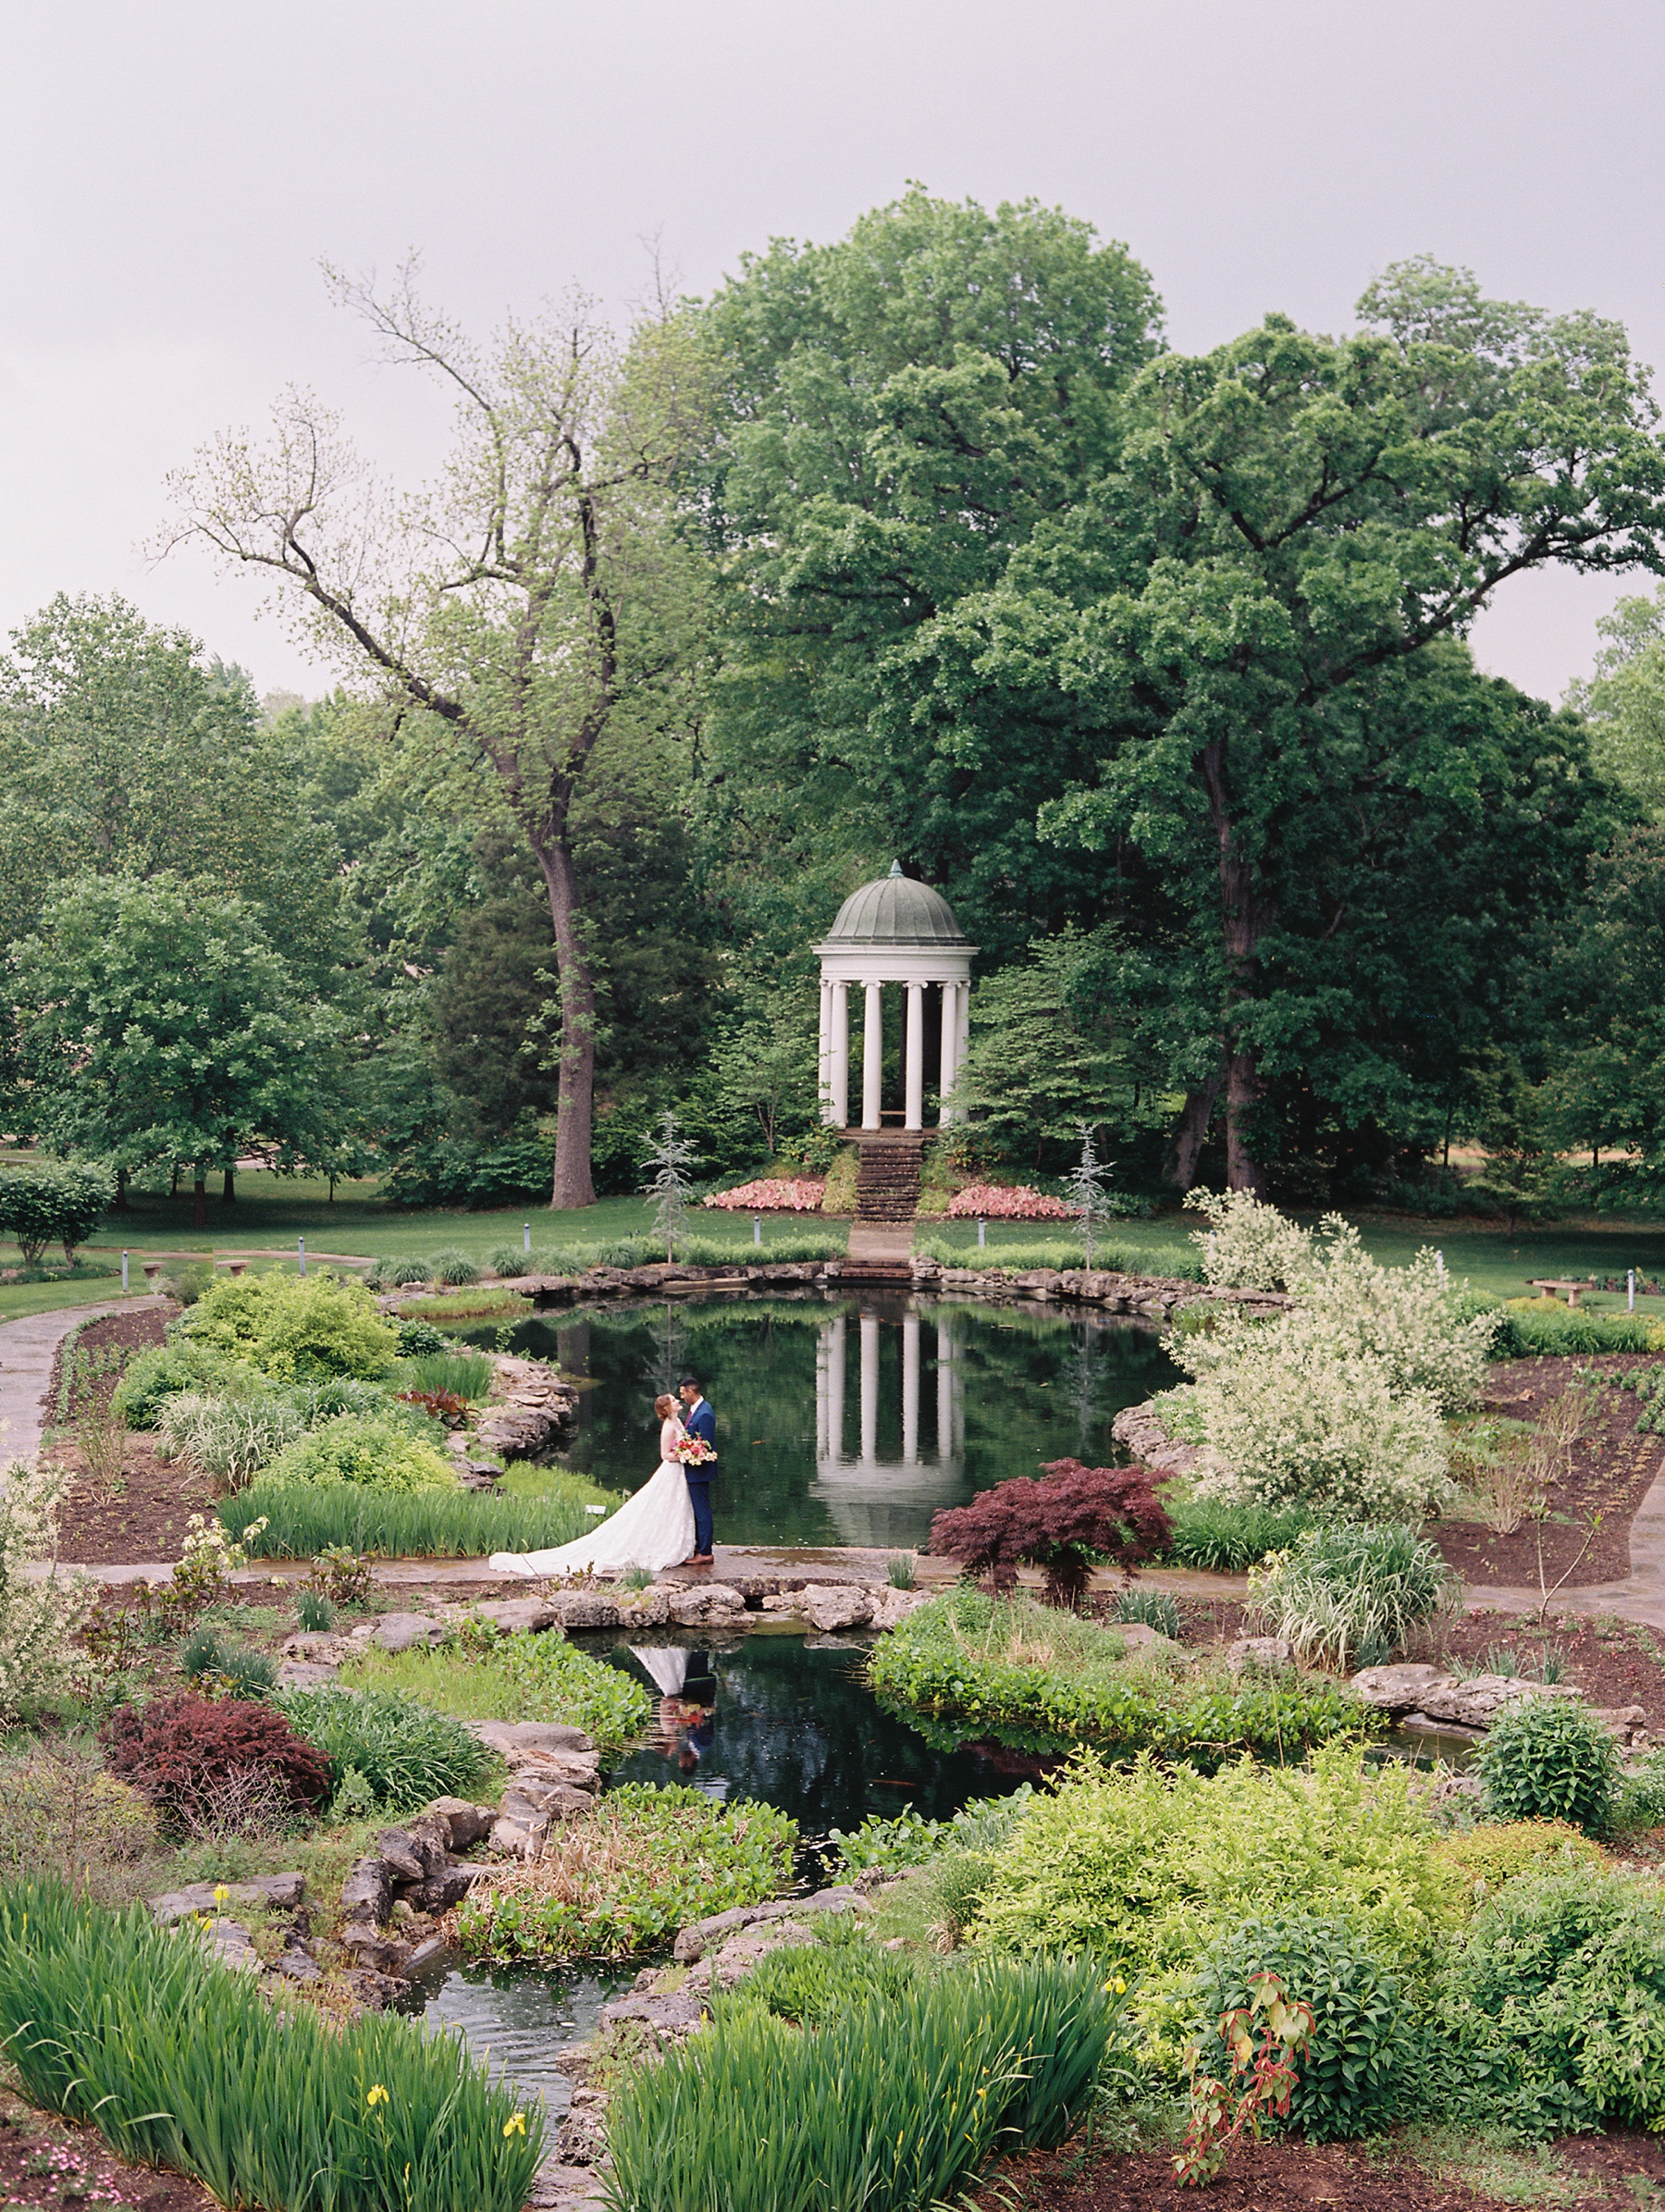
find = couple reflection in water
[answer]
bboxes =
[631,1645,716,1776]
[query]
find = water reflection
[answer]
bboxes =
[399,1953,636,2127]
[588,1630,1037,1835]
[469,1291,1178,1551]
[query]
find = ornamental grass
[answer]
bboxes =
[0,1879,543,2212]
[601,1952,1113,2212]
[340,1626,652,1754]
[219,1478,613,1558]
[459,1783,796,1961]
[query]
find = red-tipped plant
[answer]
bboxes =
[928,1459,1171,1607]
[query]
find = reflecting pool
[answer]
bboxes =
[467,1290,1178,1550]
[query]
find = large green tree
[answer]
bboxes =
[10,875,347,1225]
[0,594,348,984]
[707,224,1665,1191]
[163,266,710,1209]
[1566,582,1665,817]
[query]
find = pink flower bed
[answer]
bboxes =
[704,1177,827,1213]
[947,1182,1074,1220]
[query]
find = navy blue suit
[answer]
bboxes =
[683,1397,716,1555]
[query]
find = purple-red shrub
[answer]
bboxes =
[928,1459,1171,1608]
[101,1693,332,1827]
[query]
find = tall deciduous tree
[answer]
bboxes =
[161,265,709,1209]
[10,875,346,1226]
[1566,582,1665,818]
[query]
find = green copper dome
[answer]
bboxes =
[817,861,974,949]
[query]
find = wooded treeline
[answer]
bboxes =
[9,190,1665,1215]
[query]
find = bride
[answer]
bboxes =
[488,1393,696,1579]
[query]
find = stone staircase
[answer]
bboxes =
[855,1136,923,1224]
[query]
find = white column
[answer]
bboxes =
[831,982,850,1129]
[902,1312,920,1464]
[859,1312,880,1462]
[938,981,957,1126]
[935,1319,953,1460]
[956,979,970,1092]
[818,979,832,1125]
[828,1314,845,1461]
[904,982,924,1131]
[816,1324,830,1458]
[862,981,883,1131]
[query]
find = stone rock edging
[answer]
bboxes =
[1350,1660,1649,1749]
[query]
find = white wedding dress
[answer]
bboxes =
[488,1416,697,1579]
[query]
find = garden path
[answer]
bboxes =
[0,1298,166,1466]
[1464,1452,1665,1629]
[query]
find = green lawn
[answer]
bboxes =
[0,1168,1661,1327]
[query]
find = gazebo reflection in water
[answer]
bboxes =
[811,1306,966,1550]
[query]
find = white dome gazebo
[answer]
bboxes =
[814,862,977,1131]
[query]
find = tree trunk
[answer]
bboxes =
[170,1164,179,1198]
[1200,738,1276,1196]
[113,1167,130,1212]
[191,1173,207,1229]
[535,834,598,1210]
[1165,1059,1226,1189]
[222,1168,236,1204]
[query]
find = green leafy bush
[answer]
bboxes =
[1469,1295,1665,1358]
[1191,1911,1418,2140]
[460,1784,796,1960]
[1474,1696,1622,1834]
[0,1879,542,2212]
[263,1414,459,1493]
[828,1788,1036,1879]
[179,1269,400,1380]
[913,1234,1099,1272]
[603,1954,1115,2212]
[1246,1522,1454,1671]
[396,1318,451,1355]
[0,1459,92,1722]
[971,1745,1460,1986]
[0,1158,114,1263]
[340,1625,652,1754]
[1162,1496,1315,1573]
[112,1342,256,1429]
[220,1479,607,1559]
[273,1684,491,1812]
[870,1590,1375,1769]
[1437,1864,1665,2135]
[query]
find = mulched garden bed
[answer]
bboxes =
[985,2127,1665,2209]
[1445,1605,1665,1736]
[45,1307,217,1566]
[1433,1353,1663,1588]
[0,2091,216,2211]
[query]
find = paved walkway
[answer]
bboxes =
[0,1299,165,1465]
[845,1221,916,1263]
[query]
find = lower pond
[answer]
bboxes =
[468,1288,1178,1551]
[398,1628,1039,2128]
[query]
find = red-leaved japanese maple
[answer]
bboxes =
[928,1459,1171,1608]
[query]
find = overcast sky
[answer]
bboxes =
[3,0,1662,704]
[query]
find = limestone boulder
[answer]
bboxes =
[339,1855,393,1925]
[670,1583,748,1626]
[149,1871,305,1926]
[868,1585,930,1632]
[426,1796,498,1850]
[468,1718,596,1761]
[800,1584,873,1633]
[372,1612,450,1653]
[471,1598,560,1635]
[277,1660,339,1689]
[1227,1636,1294,1674]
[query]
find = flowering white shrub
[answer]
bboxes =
[1186,1188,1313,1291]
[1160,1345,1453,1521]
[0,1458,92,1721]
[1164,1193,1497,1520]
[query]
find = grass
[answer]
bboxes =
[0,1878,544,2212]
[458,1782,797,1960]
[602,1951,1116,2212]
[219,1471,622,1558]
[339,1627,653,1754]
[272,1684,495,1812]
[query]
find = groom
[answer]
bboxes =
[678,1374,716,1564]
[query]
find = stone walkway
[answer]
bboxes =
[0,1298,165,1466]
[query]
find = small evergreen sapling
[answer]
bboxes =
[1063,1122,1115,1267]
[640,1110,700,1262]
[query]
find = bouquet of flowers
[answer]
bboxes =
[672,1433,717,1468]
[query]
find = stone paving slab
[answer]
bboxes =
[0,1297,166,1466]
